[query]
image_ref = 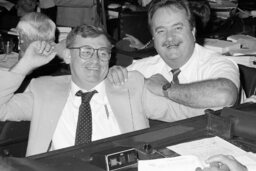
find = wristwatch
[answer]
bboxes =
[162,82,172,97]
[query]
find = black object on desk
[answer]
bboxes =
[90,146,138,171]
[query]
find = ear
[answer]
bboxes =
[55,40,71,64]
[62,49,71,64]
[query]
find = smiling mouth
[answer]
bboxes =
[163,41,181,49]
[86,66,100,71]
[166,44,179,48]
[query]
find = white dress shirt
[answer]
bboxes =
[128,43,240,121]
[51,81,121,151]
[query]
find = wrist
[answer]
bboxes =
[162,82,172,98]
[10,59,33,75]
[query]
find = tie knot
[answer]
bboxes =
[171,68,181,77]
[76,90,98,103]
[170,68,181,84]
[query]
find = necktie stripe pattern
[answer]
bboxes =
[171,68,181,84]
[75,90,97,145]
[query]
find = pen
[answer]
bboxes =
[104,104,109,119]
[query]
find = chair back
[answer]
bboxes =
[118,10,151,44]
[238,64,256,98]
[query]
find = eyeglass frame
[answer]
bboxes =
[68,45,112,62]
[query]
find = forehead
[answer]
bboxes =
[152,6,189,28]
[73,34,111,48]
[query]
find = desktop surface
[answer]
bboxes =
[3,104,256,171]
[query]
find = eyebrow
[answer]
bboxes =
[154,22,184,32]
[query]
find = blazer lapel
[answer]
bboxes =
[44,77,71,143]
[105,80,134,133]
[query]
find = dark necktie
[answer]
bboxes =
[75,90,97,145]
[171,68,181,84]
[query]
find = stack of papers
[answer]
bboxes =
[204,38,241,54]
[225,55,256,68]
[138,155,205,171]
[138,136,256,171]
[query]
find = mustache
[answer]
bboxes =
[162,40,182,47]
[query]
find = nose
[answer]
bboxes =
[90,50,100,63]
[166,30,175,41]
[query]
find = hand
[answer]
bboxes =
[107,65,128,86]
[145,74,169,96]
[196,155,247,171]
[11,41,56,75]
[123,34,145,49]
[244,95,256,103]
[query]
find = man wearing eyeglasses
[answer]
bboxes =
[0,24,174,156]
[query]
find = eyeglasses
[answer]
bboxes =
[69,45,111,62]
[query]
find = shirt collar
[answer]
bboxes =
[70,80,106,104]
[180,43,198,72]
[161,43,199,81]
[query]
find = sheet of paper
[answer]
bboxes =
[168,136,247,162]
[138,155,204,171]
[167,136,256,170]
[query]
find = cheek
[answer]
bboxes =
[154,37,162,47]
[99,62,109,76]
[100,62,109,71]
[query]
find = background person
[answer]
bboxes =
[16,12,56,59]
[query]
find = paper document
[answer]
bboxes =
[138,155,205,171]
[139,137,256,171]
[225,56,256,68]
[203,38,241,54]
[168,136,246,161]
[167,136,256,167]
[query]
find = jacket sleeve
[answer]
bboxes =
[0,70,33,121]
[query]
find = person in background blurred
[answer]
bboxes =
[16,12,56,59]
[0,0,38,30]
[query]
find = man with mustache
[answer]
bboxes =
[108,0,240,121]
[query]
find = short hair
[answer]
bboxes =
[17,12,56,42]
[148,0,195,32]
[66,24,111,48]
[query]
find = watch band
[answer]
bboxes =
[162,82,172,97]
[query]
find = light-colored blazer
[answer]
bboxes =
[0,70,174,156]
